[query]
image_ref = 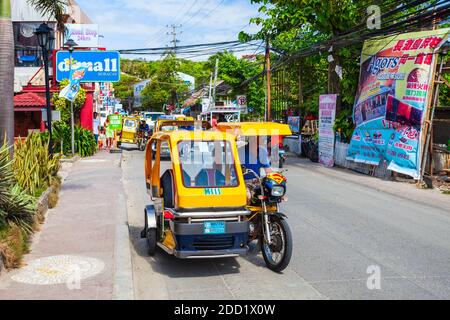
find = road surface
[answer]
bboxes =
[121,145,450,300]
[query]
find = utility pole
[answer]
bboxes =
[167,24,182,53]
[208,73,213,107]
[212,58,219,107]
[265,38,271,121]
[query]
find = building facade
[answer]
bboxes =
[11,0,96,135]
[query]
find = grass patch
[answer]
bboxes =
[0,225,29,269]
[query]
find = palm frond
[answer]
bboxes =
[0,143,14,205]
[0,185,36,235]
[27,0,69,31]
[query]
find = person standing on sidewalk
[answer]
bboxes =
[93,112,100,146]
[104,118,113,149]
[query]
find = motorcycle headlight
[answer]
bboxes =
[271,185,285,197]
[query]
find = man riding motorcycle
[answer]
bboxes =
[139,120,150,135]
[138,120,152,151]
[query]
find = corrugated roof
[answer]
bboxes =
[14,92,48,108]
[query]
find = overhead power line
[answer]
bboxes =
[240,0,450,86]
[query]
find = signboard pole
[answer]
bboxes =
[419,52,445,182]
[70,49,75,156]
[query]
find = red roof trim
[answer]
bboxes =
[14,92,50,108]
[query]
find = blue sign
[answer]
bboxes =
[56,50,120,82]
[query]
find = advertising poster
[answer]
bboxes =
[319,94,337,167]
[108,114,122,131]
[287,116,300,134]
[58,65,86,102]
[346,29,449,178]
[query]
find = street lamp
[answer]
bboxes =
[35,23,54,155]
[64,38,78,156]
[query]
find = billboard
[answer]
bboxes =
[56,51,120,82]
[346,29,449,178]
[319,95,337,167]
[64,24,99,48]
[287,116,300,134]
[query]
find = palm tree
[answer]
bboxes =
[0,0,14,149]
[0,0,67,152]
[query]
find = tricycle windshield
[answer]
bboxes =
[178,140,239,188]
[124,119,136,127]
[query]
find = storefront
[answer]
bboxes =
[13,92,47,137]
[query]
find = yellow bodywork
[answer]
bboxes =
[120,116,139,144]
[216,122,292,137]
[162,230,176,249]
[145,130,247,210]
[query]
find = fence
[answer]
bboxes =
[334,142,392,179]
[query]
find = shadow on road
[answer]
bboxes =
[128,225,243,278]
[120,145,141,151]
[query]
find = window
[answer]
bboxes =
[178,140,239,188]
[13,22,56,67]
[124,119,135,127]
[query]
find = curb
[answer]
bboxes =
[113,153,134,300]
[60,155,80,163]
[36,185,55,218]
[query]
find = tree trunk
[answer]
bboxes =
[328,53,341,114]
[298,61,304,118]
[0,0,14,150]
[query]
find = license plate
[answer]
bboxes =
[203,221,225,234]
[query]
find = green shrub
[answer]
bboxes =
[0,143,36,235]
[74,126,97,157]
[13,134,60,197]
[41,122,97,157]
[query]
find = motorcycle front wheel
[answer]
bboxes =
[261,215,292,272]
[139,139,146,151]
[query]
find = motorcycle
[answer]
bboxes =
[278,144,288,168]
[139,130,151,151]
[244,168,293,272]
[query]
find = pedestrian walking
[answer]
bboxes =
[93,112,100,147]
[104,118,113,149]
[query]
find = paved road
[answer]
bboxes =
[121,146,450,300]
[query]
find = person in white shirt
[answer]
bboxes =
[93,112,101,144]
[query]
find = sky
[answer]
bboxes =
[76,0,263,60]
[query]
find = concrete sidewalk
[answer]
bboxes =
[0,150,133,300]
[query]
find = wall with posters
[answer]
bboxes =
[346,29,450,179]
[319,94,337,167]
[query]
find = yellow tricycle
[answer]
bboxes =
[141,124,293,272]
[118,116,139,148]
